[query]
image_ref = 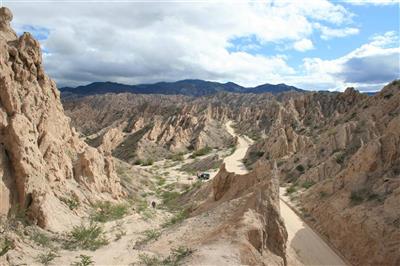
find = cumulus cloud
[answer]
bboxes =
[298,31,400,91]
[314,23,359,40]
[293,39,314,51]
[5,0,358,88]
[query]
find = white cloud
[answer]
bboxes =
[293,39,314,51]
[314,23,359,40]
[5,0,358,87]
[344,0,399,5]
[296,31,400,91]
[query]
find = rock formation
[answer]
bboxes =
[0,7,122,231]
[179,161,288,265]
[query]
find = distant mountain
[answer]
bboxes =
[60,79,304,97]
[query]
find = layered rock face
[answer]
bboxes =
[64,93,234,162]
[241,83,400,266]
[184,161,287,265]
[0,7,122,230]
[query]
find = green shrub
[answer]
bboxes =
[319,191,328,198]
[71,254,94,266]
[350,189,366,205]
[169,153,184,161]
[295,164,305,173]
[164,246,193,265]
[36,251,59,265]
[60,197,80,210]
[301,180,315,189]
[163,209,189,227]
[161,191,181,210]
[0,238,13,256]
[141,159,154,166]
[189,146,212,158]
[335,152,345,165]
[286,185,297,195]
[137,246,193,266]
[90,201,128,222]
[137,253,163,266]
[64,222,108,251]
[31,231,51,247]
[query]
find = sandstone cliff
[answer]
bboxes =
[0,7,122,231]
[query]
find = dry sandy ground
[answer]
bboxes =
[223,121,347,266]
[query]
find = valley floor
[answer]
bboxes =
[223,121,347,266]
[3,121,347,266]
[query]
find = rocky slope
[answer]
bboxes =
[0,7,122,231]
[64,80,400,265]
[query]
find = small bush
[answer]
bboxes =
[350,189,366,205]
[31,231,51,247]
[319,191,328,198]
[286,185,297,195]
[164,246,193,265]
[135,229,161,248]
[141,159,154,166]
[137,253,163,266]
[0,238,13,256]
[36,251,59,265]
[137,246,193,266]
[71,254,94,266]
[189,146,212,158]
[335,152,345,165]
[64,222,108,251]
[60,197,80,210]
[163,209,189,227]
[169,153,184,162]
[90,201,128,222]
[295,164,305,173]
[161,191,180,210]
[301,180,315,189]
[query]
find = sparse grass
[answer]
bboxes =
[115,227,127,241]
[60,197,80,210]
[163,209,189,227]
[137,246,193,266]
[161,191,180,210]
[137,253,163,266]
[350,189,366,205]
[135,229,161,248]
[71,254,94,266]
[90,201,129,222]
[8,204,29,226]
[64,222,108,251]
[155,176,166,187]
[169,153,184,162]
[36,251,59,265]
[286,185,297,195]
[301,180,315,189]
[31,230,51,247]
[142,159,154,166]
[189,146,212,158]
[0,238,13,256]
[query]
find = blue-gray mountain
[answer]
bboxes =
[60,79,304,97]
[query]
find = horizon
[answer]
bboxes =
[5,0,400,92]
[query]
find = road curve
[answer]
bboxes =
[223,121,347,266]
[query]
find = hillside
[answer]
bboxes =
[63,81,400,265]
[60,79,304,98]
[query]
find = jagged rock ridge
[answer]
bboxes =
[0,7,122,231]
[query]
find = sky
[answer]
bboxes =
[4,0,400,92]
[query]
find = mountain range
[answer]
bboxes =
[60,79,304,97]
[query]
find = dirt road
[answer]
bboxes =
[223,121,347,266]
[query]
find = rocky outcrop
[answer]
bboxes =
[188,161,287,265]
[0,7,122,230]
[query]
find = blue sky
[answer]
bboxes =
[6,0,400,91]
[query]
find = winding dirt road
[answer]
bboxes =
[223,121,347,266]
